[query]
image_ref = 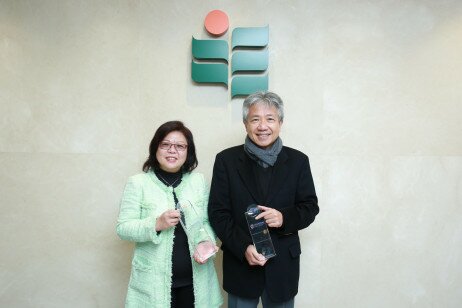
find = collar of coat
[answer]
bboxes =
[237,146,289,205]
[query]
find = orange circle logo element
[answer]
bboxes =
[204,10,229,36]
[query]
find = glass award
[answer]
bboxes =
[244,205,276,260]
[176,200,217,262]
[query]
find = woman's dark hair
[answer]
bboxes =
[142,121,198,173]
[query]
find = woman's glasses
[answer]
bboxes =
[159,141,188,152]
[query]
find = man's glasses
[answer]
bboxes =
[159,141,188,152]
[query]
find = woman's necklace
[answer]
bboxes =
[156,172,181,188]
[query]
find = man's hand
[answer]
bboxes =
[245,245,267,266]
[256,205,283,228]
[155,209,180,231]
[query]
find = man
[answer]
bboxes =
[208,91,319,308]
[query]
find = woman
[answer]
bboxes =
[117,121,223,308]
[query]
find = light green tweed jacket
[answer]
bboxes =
[117,171,223,308]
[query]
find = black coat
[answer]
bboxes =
[208,145,319,302]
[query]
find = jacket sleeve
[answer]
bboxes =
[116,176,163,244]
[277,156,319,234]
[208,154,252,261]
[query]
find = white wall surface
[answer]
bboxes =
[1,1,461,307]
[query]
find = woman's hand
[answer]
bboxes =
[193,242,219,264]
[155,209,180,231]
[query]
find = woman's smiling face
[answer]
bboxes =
[155,131,188,173]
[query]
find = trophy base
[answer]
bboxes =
[255,240,276,260]
[194,240,217,262]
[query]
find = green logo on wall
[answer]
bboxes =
[191,10,269,98]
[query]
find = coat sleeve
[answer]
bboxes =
[208,154,252,261]
[277,156,319,234]
[116,176,163,244]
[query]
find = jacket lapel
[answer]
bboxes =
[265,148,289,204]
[237,149,261,203]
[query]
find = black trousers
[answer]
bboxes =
[171,284,194,308]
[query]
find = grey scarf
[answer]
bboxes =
[244,136,283,168]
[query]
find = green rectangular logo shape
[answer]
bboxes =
[231,50,268,73]
[232,26,269,49]
[191,61,228,85]
[192,37,229,60]
[231,75,268,97]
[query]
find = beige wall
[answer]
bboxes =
[1,1,461,307]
